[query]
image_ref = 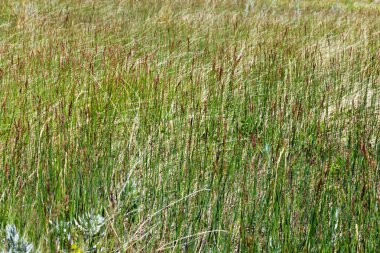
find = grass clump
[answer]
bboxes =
[0,0,379,251]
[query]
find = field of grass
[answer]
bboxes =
[0,0,379,252]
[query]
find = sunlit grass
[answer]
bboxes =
[0,0,379,251]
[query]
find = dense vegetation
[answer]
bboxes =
[0,0,379,251]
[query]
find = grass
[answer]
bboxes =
[0,0,379,251]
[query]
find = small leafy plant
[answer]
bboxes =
[49,210,106,253]
[75,210,106,249]
[1,225,34,253]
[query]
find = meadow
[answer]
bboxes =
[0,0,379,252]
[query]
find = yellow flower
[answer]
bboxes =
[70,244,84,253]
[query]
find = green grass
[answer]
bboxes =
[0,0,379,251]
